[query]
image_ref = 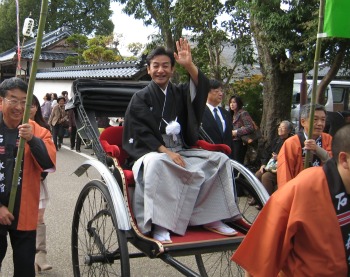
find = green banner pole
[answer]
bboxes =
[8,0,49,213]
[304,0,325,169]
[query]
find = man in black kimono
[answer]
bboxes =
[123,38,240,243]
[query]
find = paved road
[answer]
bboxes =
[0,139,202,277]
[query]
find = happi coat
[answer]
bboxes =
[232,163,348,277]
[123,71,240,235]
[277,132,332,188]
[0,118,56,231]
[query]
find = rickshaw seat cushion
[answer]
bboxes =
[194,140,232,155]
[99,126,129,166]
[100,139,121,158]
[99,126,135,185]
[123,169,135,186]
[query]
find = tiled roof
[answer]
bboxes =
[0,26,74,62]
[21,51,77,61]
[36,60,147,80]
[22,26,72,52]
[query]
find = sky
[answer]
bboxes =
[110,3,157,56]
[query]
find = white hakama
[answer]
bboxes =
[132,136,239,235]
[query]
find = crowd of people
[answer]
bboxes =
[0,38,349,276]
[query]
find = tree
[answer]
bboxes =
[113,0,253,84]
[174,0,227,80]
[65,34,88,65]
[48,0,114,35]
[112,0,182,51]
[64,34,123,65]
[82,35,122,64]
[0,0,39,51]
[231,0,350,144]
[0,0,114,52]
[230,75,264,125]
[127,42,143,56]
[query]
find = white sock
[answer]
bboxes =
[153,225,171,241]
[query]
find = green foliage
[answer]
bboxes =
[64,55,82,66]
[237,0,321,73]
[0,0,113,52]
[47,0,114,35]
[64,34,88,65]
[127,42,143,56]
[0,0,39,52]
[66,34,88,52]
[64,34,122,65]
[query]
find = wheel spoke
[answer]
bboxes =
[71,180,129,276]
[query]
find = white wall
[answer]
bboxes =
[34,80,74,104]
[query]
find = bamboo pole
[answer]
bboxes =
[304,0,325,169]
[8,0,49,213]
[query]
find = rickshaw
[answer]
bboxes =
[67,78,269,277]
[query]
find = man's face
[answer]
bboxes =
[147,55,174,89]
[0,88,27,128]
[301,110,326,138]
[207,87,224,107]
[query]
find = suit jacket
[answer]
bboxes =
[201,106,233,150]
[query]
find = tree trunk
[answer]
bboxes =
[250,13,294,145]
[316,41,347,104]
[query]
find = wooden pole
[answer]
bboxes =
[304,0,325,169]
[8,0,49,213]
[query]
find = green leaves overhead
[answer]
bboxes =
[0,0,114,52]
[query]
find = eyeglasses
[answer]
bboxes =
[4,97,27,107]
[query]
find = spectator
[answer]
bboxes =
[48,96,68,151]
[123,39,240,243]
[0,77,56,276]
[201,79,232,154]
[29,95,53,272]
[61,91,69,102]
[255,121,293,196]
[232,124,350,277]
[229,95,255,164]
[277,103,332,188]
[40,93,52,122]
[68,109,81,152]
[50,93,58,107]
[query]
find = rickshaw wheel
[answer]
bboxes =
[195,173,266,277]
[71,180,130,277]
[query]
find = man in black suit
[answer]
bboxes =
[201,79,233,155]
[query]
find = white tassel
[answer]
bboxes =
[163,117,181,142]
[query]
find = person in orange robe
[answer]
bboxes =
[277,104,332,188]
[0,77,56,277]
[232,124,350,277]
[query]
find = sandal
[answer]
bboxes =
[203,221,238,236]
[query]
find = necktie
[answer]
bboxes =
[213,108,224,135]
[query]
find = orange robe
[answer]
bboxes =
[232,166,347,277]
[277,133,332,188]
[16,120,56,230]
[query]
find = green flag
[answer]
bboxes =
[323,0,350,38]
